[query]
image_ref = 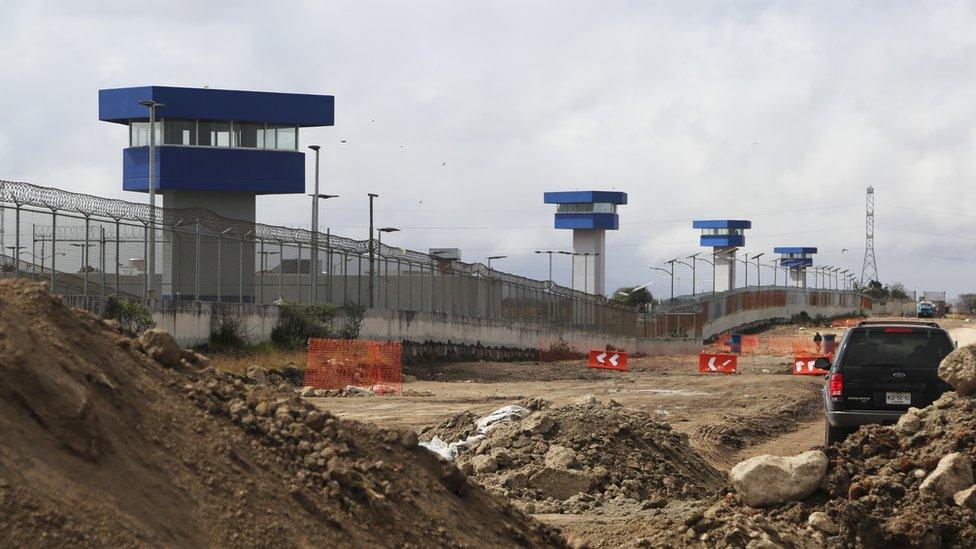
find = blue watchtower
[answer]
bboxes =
[99,85,334,301]
[692,220,752,292]
[774,247,817,288]
[543,191,627,295]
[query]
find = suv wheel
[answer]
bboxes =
[825,418,848,445]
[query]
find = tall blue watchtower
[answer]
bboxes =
[692,220,752,292]
[98,85,334,300]
[774,247,817,288]
[543,191,627,295]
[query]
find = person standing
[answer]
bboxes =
[813,331,823,353]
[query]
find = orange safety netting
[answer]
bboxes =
[713,335,838,356]
[304,339,403,395]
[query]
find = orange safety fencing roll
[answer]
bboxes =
[305,339,403,394]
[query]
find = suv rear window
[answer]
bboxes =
[841,329,953,369]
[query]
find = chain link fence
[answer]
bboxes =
[0,180,640,337]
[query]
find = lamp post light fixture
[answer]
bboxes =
[649,266,674,300]
[307,144,334,302]
[534,250,557,284]
[486,255,507,270]
[139,99,165,302]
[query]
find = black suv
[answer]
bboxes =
[823,320,956,444]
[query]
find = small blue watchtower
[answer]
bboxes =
[543,191,627,295]
[692,220,752,292]
[774,247,817,288]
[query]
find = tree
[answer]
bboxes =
[888,282,910,300]
[860,280,889,300]
[957,293,976,314]
[612,286,656,310]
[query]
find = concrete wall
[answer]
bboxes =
[701,303,859,341]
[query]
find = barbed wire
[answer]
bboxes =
[0,179,622,308]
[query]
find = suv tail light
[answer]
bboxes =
[829,373,843,399]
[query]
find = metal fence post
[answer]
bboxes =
[13,205,20,278]
[297,242,303,302]
[83,215,90,297]
[194,221,200,301]
[114,219,120,295]
[99,226,106,299]
[239,232,244,304]
[51,209,57,293]
[216,231,222,302]
[143,223,149,302]
[259,238,265,304]
[278,240,284,300]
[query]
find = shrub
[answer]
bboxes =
[103,295,156,335]
[209,302,250,350]
[271,301,340,349]
[337,302,367,340]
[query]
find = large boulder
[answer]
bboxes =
[139,328,182,368]
[528,467,593,500]
[920,453,973,502]
[938,344,976,396]
[730,451,828,507]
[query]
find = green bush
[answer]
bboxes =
[337,302,367,340]
[103,295,156,335]
[271,301,340,349]
[271,301,368,349]
[209,302,250,350]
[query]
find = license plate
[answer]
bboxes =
[886,392,912,405]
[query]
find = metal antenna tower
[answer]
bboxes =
[860,186,878,285]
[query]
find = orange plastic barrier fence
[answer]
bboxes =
[793,353,832,376]
[698,353,738,374]
[305,339,403,394]
[588,350,628,371]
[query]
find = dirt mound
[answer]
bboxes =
[422,396,724,515]
[0,280,562,547]
[640,391,976,548]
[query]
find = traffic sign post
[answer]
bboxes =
[698,353,738,374]
[588,350,628,371]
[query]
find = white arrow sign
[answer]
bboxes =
[608,354,619,367]
[596,352,607,363]
[707,357,733,371]
[595,352,620,366]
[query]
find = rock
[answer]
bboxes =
[545,445,577,469]
[304,411,325,431]
[938,344,976,395]
[521,414,555,436]
[895,408,922,434]
[729,451,829,507]
[139,329,182,367]
[807,511,837,534]
[920,453,973,501]
[529,466,593,500]
[954,485,976,509]
[399,429,419,448]
[246,366,270,385]
[300,386,315,397]
[914,469,927,480]
[574,394,598,407]
[470,454,498,474]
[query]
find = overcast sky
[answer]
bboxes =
[1,1,974,299]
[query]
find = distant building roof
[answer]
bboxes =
[773,247,818,254]
[691,220,752,230]
[543,191,628,205]
[99,85,334,127]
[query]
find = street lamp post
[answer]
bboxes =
[487,255,507,270]
[139,99,165,303]
[534,250,556,283]
[308,145,321,301]
[376,227,400,309]
[367,193,379,308]
[751,253,765,287]
[650,266,673,300]
[308,188,338,302]
[673,258,694,296]
[687,252,701,295]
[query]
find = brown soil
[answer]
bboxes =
[0,280,562,548]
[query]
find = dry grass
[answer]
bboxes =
[206,346,306,375]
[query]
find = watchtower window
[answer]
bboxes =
[164,119,197,145]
